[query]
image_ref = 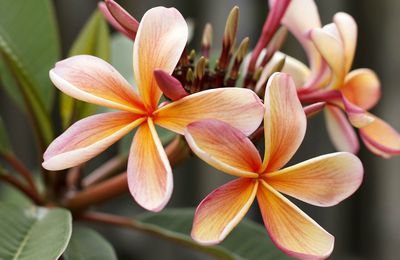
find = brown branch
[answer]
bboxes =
[64,172,128,211]
[1,153,41,200]
[250,126,265,145]
[0,170,43,205]
[66,164,84,190]
[82,156,127,188]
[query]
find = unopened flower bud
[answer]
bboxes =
[195,57,207,80]
[154,69,188,101]
[201,23,213,58]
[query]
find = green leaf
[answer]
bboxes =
[0,183,32,208]
[0,203,72,260]
[69,11,110,60]
[64,226,117,260]
[0,0,60,109]
[0,0,59,146]
[61,10,111,129]
[138,208,293,260]
[0,116,12,155]
[111,33,135,85]
[0,57,25,110]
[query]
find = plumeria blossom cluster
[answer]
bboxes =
[43,7,263,211]
[41,0,399,259]
[272,0,400,157]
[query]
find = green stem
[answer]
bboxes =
[79,211,233,260]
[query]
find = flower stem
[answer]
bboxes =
[64,172,128,211]
[1,153,41,200]
[0,168,43,205]
[82,156,127,188]
[66,164,84,190]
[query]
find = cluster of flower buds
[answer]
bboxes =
[99,0,291,97]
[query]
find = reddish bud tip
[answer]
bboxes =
[154,69,188,101]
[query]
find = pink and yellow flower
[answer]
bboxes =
[42,7,264,211]
[185,73,363,259]
[274,0,400,157]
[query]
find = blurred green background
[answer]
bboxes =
[1,0,399,259]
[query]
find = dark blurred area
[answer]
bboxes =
[1,0,399,259]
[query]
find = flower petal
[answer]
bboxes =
[262,73,306,172]
[279,53,311,87]
[50,55,144,113]
[304,102,326,117]
[43,112,143,170]
[255,53,286,95]
[255,52,312,94]
[154,88,264,136]
[359,115,400,158]
[342,68,381,110]
[191,178,258,245]
[276,0,323,79]
[127,118,173,212]
[333,12,357,73]
[184,120,260,178]
[341,96,375,128]
[257,181,334,259]
[133,7,188,110]
[325,105,359,153]
[265,152,363,207]
[309,27,345,89]
[299,89,374,128]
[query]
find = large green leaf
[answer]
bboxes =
[61,10,111,129]
[0,57,24,110]
[0,182,32,208]
[64,226,117,260]
[0,0,59,109]
[0,203,72,260]
[0,0,59,146]
[138,208,293,260]
[69,11,110,60]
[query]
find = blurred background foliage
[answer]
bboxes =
[0,0,399,259]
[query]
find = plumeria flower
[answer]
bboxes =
[270,0,400,157]
[185,73,363,259]
[42,7,264,211]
